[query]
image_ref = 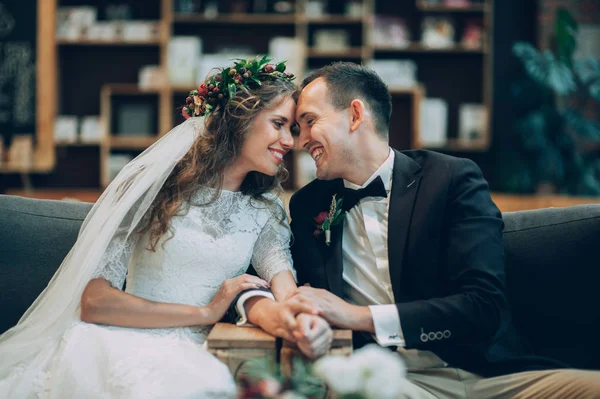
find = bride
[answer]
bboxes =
[0,56,332,398]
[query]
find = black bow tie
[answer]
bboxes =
[341,175,388,212]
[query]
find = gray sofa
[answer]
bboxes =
[1,194,599,370]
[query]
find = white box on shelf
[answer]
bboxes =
[459,104,488,142]
[314,30,350,51]
[54,116,79,143]
[366,60,417,88]
[122,22,158,41]
[80,116,104,143]
[168,36,202,85]
[346,2,363,17]
[372,16,410,49]
[269,37,305,79]
[306,1,326,17]
[139,65,166,89]
[419,98,448,147]
[87,22,118,41]
[56,7,97,39]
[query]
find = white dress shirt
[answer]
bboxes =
[341,149,406,347]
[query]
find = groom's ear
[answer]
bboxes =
[349,99,365,132]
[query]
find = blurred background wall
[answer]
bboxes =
[0,0,598,210]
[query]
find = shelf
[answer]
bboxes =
[56,141,103,147]
[308,48,363,58]
[389,85,425,96]
[104,83,162,95]
[416,2,487,12]
[173,13,296,24]
[374,43,485,53]
[110,136,157,150]
[57,38,162,46]
[303,16,364,24]
[0,163,53,173]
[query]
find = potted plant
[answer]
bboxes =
[500,8,600,195]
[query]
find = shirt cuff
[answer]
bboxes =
[368,304,406,347]
[235,290,276,327]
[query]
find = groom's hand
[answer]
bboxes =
[292,287,374,332]
[293,314,333,359]
[250,295,321,342]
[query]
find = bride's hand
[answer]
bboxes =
[204,274,269,324]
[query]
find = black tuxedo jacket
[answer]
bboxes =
[288,149,566,377]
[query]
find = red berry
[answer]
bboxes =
[197,84,208,97]
[265,64,276,73]
[181,107,191,119]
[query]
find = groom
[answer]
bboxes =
[237,62,600,397]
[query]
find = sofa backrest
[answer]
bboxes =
[502,204,600,370]
[0,195,92,333]
[1,194,599,370]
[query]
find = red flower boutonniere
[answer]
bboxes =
[313,194,345,246]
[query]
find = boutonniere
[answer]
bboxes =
[313,194,346,246]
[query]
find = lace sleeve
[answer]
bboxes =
[90,232,140,289]
[251,199,296,283]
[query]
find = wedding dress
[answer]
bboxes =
[0,187,294,398]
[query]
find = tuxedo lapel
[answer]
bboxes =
[388,150,423,302]
[321,180,345,297]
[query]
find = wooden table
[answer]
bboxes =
[206,322,352,378]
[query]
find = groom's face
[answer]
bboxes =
[296,78,352,181]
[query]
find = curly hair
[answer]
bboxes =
[138,77,296,251]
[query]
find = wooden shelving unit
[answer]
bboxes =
[110,136,157,150]
[303,16,364,24]
[307,48,364,58]
[374,43,487,54]
[173,13,297,24]
[416,2,487,12]
[57,39,163,46]
[5,0,493,193]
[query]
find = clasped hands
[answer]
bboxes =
[260,286,367,359]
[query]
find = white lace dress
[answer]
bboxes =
[2,188,294,398]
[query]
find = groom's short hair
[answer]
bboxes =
[300,62,392,138]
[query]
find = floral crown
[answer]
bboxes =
[182,55,295,119]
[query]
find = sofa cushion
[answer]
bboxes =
[502,204,600,370]
[0,195,92,333]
